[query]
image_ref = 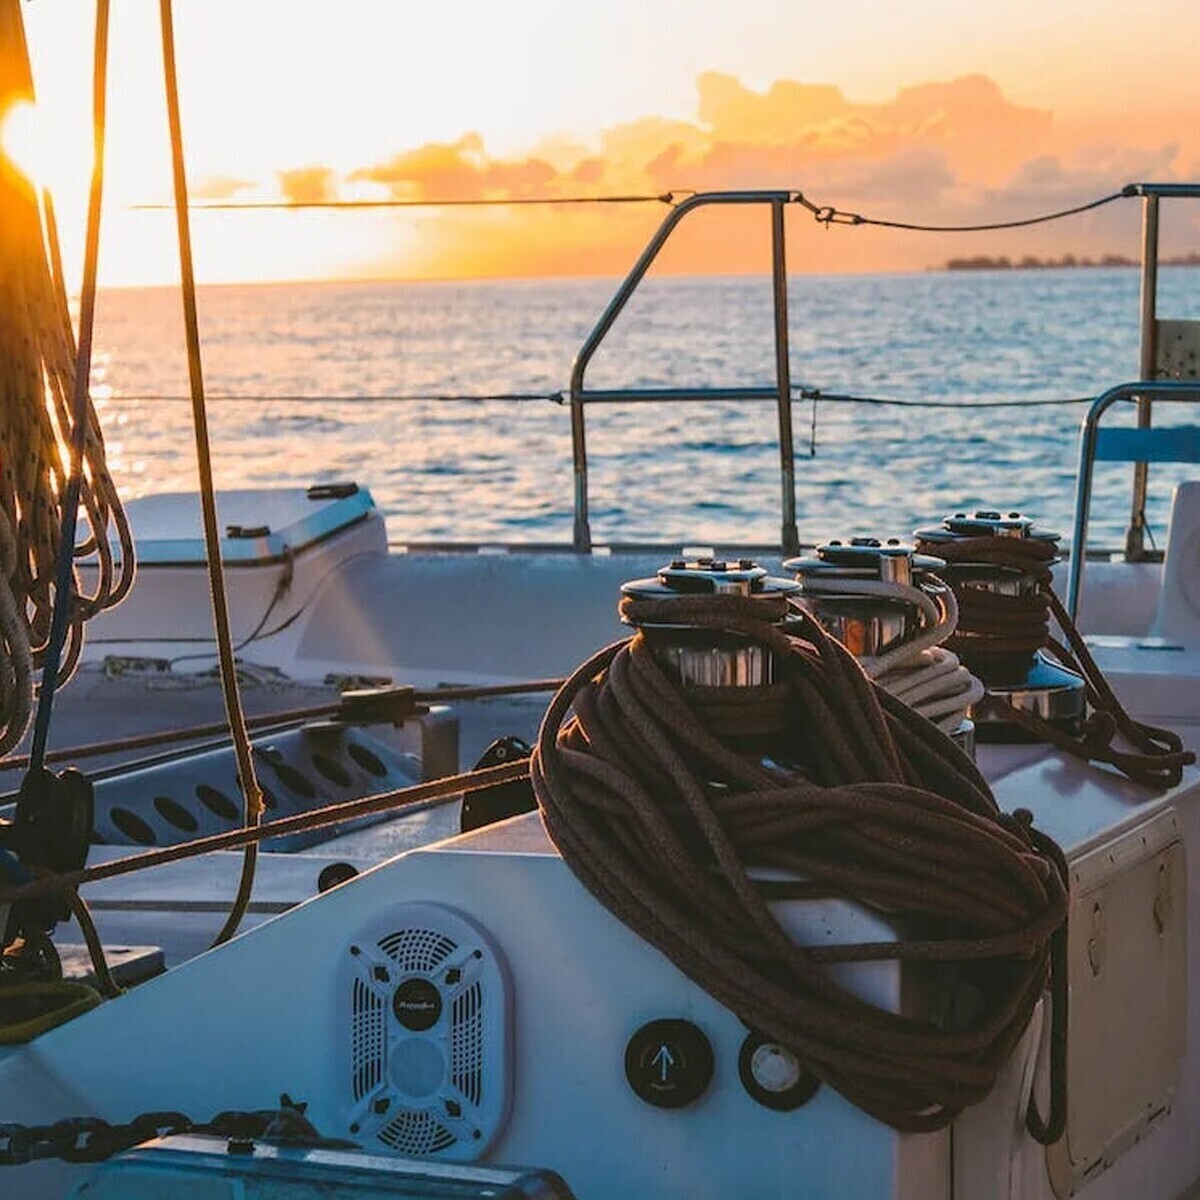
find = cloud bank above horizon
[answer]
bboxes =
[189,69,1200,279]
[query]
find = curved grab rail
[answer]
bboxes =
[1067,380,1200,619]
[567,190,801,553]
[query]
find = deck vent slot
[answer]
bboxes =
[89,726,421,852]
[313,752,352,787]
[347,741,388,777]
[110,807,157,845]
[269,760,316,799]
[195,784,238,821]
[153,796,198,832]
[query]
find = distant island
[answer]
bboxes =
[943,252,1200,271]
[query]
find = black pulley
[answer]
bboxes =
[2,768,94,932]
[460,736,535,833]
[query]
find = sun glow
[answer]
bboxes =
[9,0,1200,286]
[0,99,40,184]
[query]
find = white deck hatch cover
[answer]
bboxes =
[1046,807,1186,1196]
[120,485,374,566]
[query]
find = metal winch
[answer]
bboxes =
[784,537,947,656]
[785,537,977,754]
[913,509,1086,736]
[620,556,799,688]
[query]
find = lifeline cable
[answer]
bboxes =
[532,591,1069,1136]
[794,187,1132,232]
[913,532,1195,786]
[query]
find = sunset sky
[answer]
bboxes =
[6,0,1200,285]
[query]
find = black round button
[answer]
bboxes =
[624,1019,714,1109]
[392,977,442,1031]
[737,1032,819,1111]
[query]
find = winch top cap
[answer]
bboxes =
[914,509,1061,544]
[785,537,947,579]
[621,557,800,600]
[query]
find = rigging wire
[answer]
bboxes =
[96,390,1100,409]
[132,192,683,211]
[126,184,1139,236]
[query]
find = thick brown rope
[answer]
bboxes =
[914,534,1194,787]
[531,593,1069,1136]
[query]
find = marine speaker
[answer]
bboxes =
[339,902,512,1159]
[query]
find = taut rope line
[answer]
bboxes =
[158,0,265,947]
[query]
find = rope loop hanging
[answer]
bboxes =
[531,593,1069,1135]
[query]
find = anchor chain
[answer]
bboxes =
[0,1094,348,1166]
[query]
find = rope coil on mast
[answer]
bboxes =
[531,588,1069,1136]
[0,0,134,759]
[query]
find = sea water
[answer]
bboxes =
[92,268,1200,549]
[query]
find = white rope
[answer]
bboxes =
[798,575,983,733]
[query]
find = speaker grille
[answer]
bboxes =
[378,928,457,973]
[340,903,511,1161]
[351,977,386,1102]
[377,1109,457,1156]
[451,982,484,1107]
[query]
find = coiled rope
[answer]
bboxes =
[913,533,1195,787]
[531,592,1068,1135]
[796,574,983,733]
[0,0,134,757]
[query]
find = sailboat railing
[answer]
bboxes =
[1068,380,1200,618]
[567,191,802,555]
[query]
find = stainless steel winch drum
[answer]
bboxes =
[913,510,1086,735]
[785,538,976,756]
[784,538,946,656]
[619,557,800,689]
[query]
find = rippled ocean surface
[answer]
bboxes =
[91,269,1200,549]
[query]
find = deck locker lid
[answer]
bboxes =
[117,485,375,566]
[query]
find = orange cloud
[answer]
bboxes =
[263,72,1200,279]
[348,134,557,201]
[277,165,338,205]
[194,174,255,200]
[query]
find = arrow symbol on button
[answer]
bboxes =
[651,1044,675,1083]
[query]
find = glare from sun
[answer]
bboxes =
[0,100,43,186]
